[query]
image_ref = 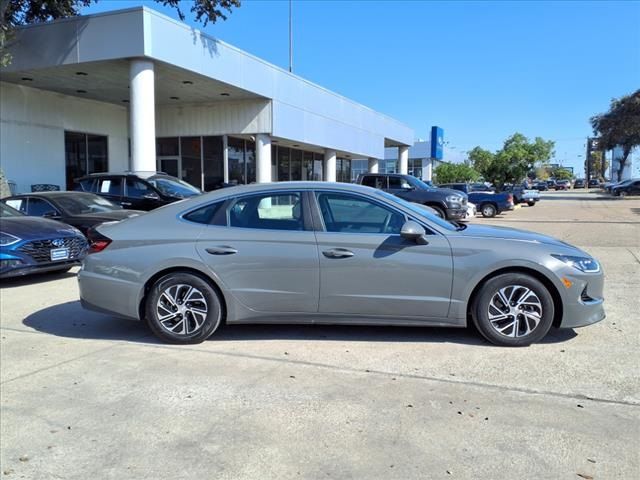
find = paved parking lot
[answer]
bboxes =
[1,191,639,479]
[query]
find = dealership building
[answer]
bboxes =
[0,6,414,194]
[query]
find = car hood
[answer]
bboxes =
[459,224,569,248]
[1,217,79,238]
[71,210,144,222]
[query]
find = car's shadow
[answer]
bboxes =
[23,301,578,346]
[1,270,77,289]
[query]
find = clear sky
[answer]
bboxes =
[84,0,640,174]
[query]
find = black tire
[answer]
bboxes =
[429,205,446,219]
[527,201,535,207]
[480,203,497,218]
[471,273,554,346]
[145,272,223,344]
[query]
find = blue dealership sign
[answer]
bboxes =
[430,126,444,160]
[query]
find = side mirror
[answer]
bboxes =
[43,210,60,218]
[400,220,429,245]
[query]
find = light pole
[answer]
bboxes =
[289,0,293,73]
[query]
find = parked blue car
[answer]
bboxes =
[438,183,515,218]
[0,202,88,279]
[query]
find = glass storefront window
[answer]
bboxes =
[277,147,290,181]
[203,136,223,191]
[336,158,352,183]
[290,149,302,181]
[245,140,256,184]
[64,131,108,189]
[302,152,314,180]
[156,137,179,156]
[180,137,203,189]
[313,153,324,181]
[228,137,245,185]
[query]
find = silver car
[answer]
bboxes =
[78,182,605,346]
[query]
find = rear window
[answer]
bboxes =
[183,202,225,225]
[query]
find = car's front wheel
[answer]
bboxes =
[145,272,223,344]
[472,273,554,346]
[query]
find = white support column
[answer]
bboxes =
[222,135,229,183]
[129,59,156,172]
[398,146,409,175]
[424,160,433,181]
[255,134,272,183]
[368,158,379,174]
[324,149,337,182]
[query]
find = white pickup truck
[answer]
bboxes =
[503,186,541,206]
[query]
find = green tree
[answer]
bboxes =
[468,133,554,188]
[0,0,240,66]
[468,147,494,175]
[590,89,640,181]
[434,163,480,184]
[589,151,609,180]
[552,168,573,181]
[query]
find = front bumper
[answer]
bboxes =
[445,207,468,220]
[557,268,606,328]
[0,259,81,279]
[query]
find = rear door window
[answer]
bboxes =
[26,198,59,216]
[97,177,123,196]
[229,193,305,231]
[361,175,386,189]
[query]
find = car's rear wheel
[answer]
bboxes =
[472,273,554,346]
[145,272,222,344]
[480,203,497,217]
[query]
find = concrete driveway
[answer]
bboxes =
[1,192,639,479]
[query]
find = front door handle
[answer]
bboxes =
[206,246,238,255]
[322,248,354,259]
[121,201,132,207]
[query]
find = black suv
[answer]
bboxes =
[75,172,201,211]
[356,173,468,220]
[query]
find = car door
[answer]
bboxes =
[124,177,163,210]
[95,176,124,206]
[313,190,454,320]
[195,190,320,314]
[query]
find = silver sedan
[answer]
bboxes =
[78,182,605,346]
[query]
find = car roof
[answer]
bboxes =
[78,171,171,179]
[7,191,98,199]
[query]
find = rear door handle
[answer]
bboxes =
[322,248,354,259]
[206,246,238,255]
[121,202,132,207]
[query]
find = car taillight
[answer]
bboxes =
[88,229,112,254]
[507,194,514,203]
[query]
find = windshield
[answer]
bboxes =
[55,194,122,215]
[373,190,458,232]
[147,176,201,198]
[0,202,25,217]
[406,176,435,190]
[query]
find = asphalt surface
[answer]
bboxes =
[1,190,639,479]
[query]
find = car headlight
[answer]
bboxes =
[0,232,21,246]
[446,195,463,206]
[551,254,600,273]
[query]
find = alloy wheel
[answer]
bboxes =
[487,285,543,338]
[156,284,209,335]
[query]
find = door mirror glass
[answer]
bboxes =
[401,220,428,244]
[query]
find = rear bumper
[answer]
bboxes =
[78,268,141,320]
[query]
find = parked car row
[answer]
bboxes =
[604,178,640,197]
[0,171,204,278]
